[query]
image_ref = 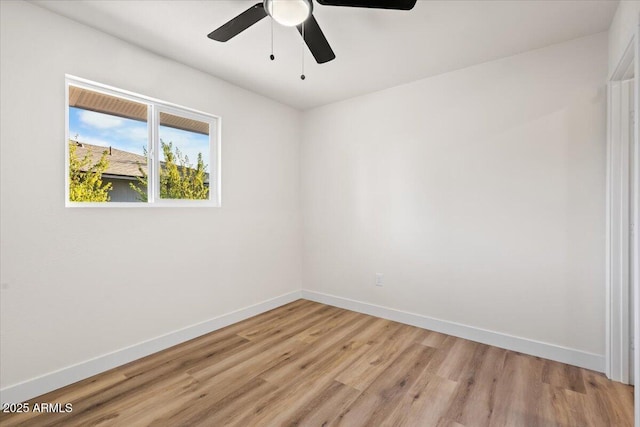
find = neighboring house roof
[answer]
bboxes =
[71,140,147,178]
[70,141,209,183]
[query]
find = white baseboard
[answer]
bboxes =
[0,290,302,405]
[301,290,605,373]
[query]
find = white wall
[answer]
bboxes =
[608,0,640,77]
[0,1,301,390]
[301,33,608,357]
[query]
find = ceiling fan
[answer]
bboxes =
[207,0,417,65]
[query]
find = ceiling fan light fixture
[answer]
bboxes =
[264,0,313,27]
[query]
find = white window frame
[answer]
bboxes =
[65,75,221,208]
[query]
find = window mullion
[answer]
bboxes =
[148,103,155,204]
[153,104,161,204]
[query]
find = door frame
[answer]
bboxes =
[606,27,638,389]
[635,20,640,427]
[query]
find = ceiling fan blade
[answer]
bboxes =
[297,15,336,64]
[208,3,267,42]
[316,0,416,10]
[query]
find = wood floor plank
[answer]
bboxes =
[445,345,507,427]
[436,419,467,427]
[488,351,547,427]
[185,304,341,380]
[236,300,330,342]
[0,300,633,427]
[334,343,437,426]
[334,322,424,391]
[380,371,459,427]
[280,380,361,426]
[583,370,634,426]
[422,330,451,348]
[150,377,278,427]
[74,373,199,427]
[123,333,251,379]
[538,384,589,427]
[260,315,381,385]
[293,308,364,344]
[541,359,587,394]
[435,338,481,382]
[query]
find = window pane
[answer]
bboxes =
[68,86,149,203]
[158,112,210,200]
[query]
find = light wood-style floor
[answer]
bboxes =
[1,299,633,426]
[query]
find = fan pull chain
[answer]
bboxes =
[270,17,275,60]
[300,22,306,80]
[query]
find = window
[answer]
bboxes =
[65,76,220,207]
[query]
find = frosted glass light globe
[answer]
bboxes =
[264,0,313,27]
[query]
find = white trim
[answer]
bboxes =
[606,80,630,383]
[634,18,640,427]
[301,290,605,372]
[611,37,636,82]
[65,81,70,204]
[606,80,613,379]
[621,79,632,384]
[607,33,637,385]
[0,291,302,405]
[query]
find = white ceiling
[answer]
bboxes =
[31,0,618,110]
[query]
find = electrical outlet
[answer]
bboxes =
[375,273,384,287]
